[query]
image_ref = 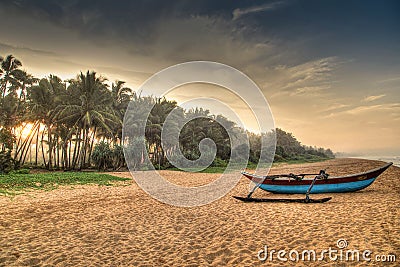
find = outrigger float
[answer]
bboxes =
[233,162,393,203]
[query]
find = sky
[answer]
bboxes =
[0,0,399,156]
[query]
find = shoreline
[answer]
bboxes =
[348,156,400,167]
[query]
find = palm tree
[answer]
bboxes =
[0,94,20,130]
[146,98,181,166]
[28,75,66,169]
[123,94,153,169]
[55,71,119,169]
[13,70,38,101]
[1,55,22,98]
[110,80,132,144]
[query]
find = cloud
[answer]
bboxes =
[268,57,340,97]
[324,103,400,118]
[363,94,386,102]
[345,103,400,115]
[321,103,349,112]
[346,105,383,115]
[291,86,328,96]
[232,1,286,20]
[0,42,57,56]
[377,76,400,84]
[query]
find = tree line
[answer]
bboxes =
[0,54,334,173]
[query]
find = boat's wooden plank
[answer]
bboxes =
[232,196,332,203]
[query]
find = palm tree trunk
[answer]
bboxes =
[15,126,31,161]
[63,141,68,170]
[72,129,81,170]
[87,126,97,167]
[21,124,40,165]
[56,134,60,168]
[60,147,64,169]
[79,127,88,170]
[1,78,9,98]
[47,123,53,170]
[41,130,47,168]
[82,128,89,169]
[35,126,39,166]
[54,135,59,168]
[15,129,23,157]
[68,139,72,169]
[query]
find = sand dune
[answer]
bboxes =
[0,158,399,266]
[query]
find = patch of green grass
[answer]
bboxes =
[9,168,31,174]
[168,165,252,173]
[0,172,131,196]
[167,166,228,173]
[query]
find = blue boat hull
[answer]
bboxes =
[259,177,376,194]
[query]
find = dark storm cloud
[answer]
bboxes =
[0,0,290,56]
[1,1,236,42]
[2,0,398,64]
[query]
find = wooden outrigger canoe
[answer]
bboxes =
[241,162,393,194]
[233,162,392,203]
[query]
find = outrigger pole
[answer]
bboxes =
[234,169,332,203]
[247,180,263,198]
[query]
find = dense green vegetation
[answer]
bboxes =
[274,128,334,162]
[0,171,130,195]
[0,54,334,173]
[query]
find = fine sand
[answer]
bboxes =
[0,158,399,266]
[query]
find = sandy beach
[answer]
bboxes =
[0,158,399,266]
